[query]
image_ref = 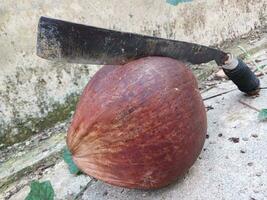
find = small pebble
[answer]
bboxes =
[206,105,214,111]
[228,137,239,143]
[251,134,258,138]
[206,134,209,139]
[247,162,253,167]
[42,148,48,153]
[255,59,262,63]
[218,133,223,137]
[103,191,108,196]
[240,149,246,154]
[209,141,216,144]
[255,172,262,177]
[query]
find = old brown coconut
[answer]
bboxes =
[67,56,207,189]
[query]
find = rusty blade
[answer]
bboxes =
[37,16,227,65]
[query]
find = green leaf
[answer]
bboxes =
[166,0,192,6]
[258,109,267,121]
[25,180,54,200]
[63,147,81,175]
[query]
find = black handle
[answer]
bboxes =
[223,59,260,95]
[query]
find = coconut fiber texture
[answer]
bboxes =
[67,56,207,189]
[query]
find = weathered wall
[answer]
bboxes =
[0,0,266,147]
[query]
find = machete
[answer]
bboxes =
[37,16,260,94]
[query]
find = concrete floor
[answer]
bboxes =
[80,75,267,200]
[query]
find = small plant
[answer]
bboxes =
[63,147,81,175]
[25,181,54,200]
[258,109,267,121]
[166,0,192,6]
[239,100,267,121]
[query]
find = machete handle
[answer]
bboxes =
[223,59,260,95]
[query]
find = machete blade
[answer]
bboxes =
[37,16,227,65]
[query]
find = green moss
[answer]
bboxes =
[0,94,79,148]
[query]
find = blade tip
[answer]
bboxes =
[36,16,63,60]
